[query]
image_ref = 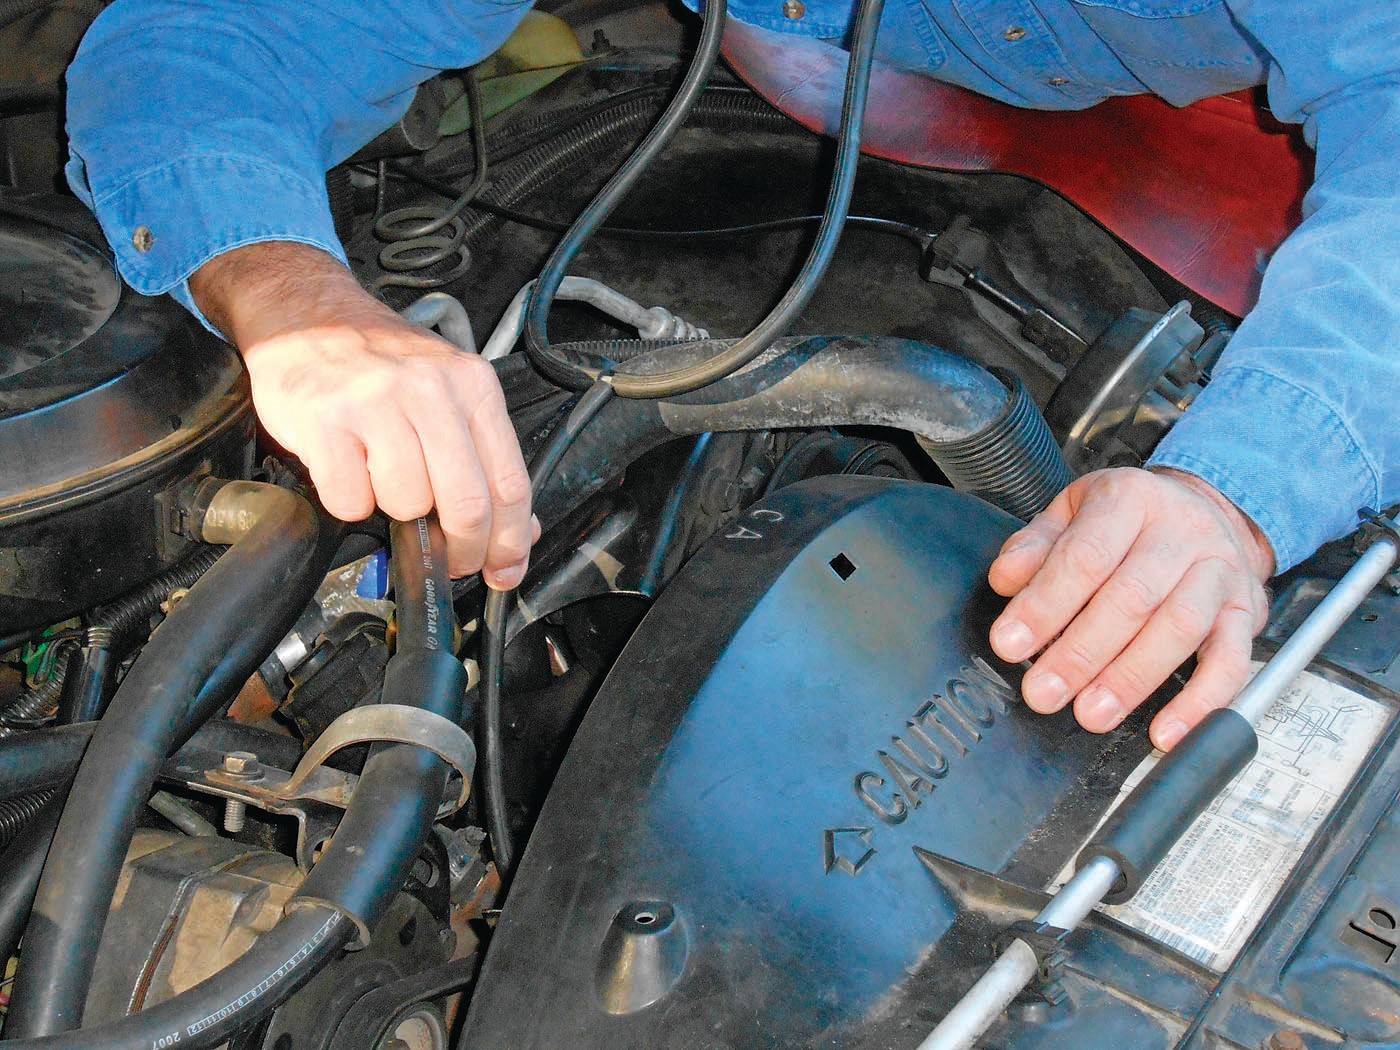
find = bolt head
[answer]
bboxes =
[222,750,260,775]
[1267,1031,1306,1050]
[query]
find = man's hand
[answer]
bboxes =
[191,241,534,586]
[987,467,1274,752]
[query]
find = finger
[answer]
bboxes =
[1148,603,1256,751]
[451,361,534,590]
[357,409,435,522]
[989,518,1066,597]
[1071,560,1228,732]
[991,491,1146,663]
[404,390,495,579]
[298,429,376,522]
[1019,535,1192,715]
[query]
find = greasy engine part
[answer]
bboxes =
[458,476,1400,1049]
[81,829,453,1050]
[0,195,254,632]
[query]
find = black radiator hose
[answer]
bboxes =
[528,335,1072,528]
[6,481,334,1038]
[0,516,465,1050]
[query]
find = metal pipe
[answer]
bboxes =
[481,277,706,361]
[916,532,1399,1050]
[400,292,477,353]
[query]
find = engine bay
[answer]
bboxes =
[1,2,1399,1047]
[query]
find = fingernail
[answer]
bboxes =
[991,619,1034,662]
[486,563,525,591]
[530,514,542,541]
[1022,671,1068,713]
[1078,686,1123,731]
[1154,718,1189,752]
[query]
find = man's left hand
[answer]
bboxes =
[987,467,1274,751]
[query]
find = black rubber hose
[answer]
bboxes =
[1077,707,1258,903]
[521,336,1069,528]
[0,719,304,803]
[0,519,460,1049]
[7,483,332,1037]
[453,86,796,252]
[0,908,354,1050]
[0,520,456,1050]
[296,516,464,935]
[0,723,93,797]
[58,546,225,724]
[480,380,616,877]
[522,0,729,391]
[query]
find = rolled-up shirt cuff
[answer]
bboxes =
[1147,366,1381,573]
[70,152,346,330]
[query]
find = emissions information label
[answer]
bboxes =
[1055,665,1392,971]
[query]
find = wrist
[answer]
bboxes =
[189,241,388,346]
[1148,466,1276,579]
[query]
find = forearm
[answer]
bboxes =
[1151,1,1400,571]
[66,0,531,311]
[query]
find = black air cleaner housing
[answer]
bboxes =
[0,196,253,632]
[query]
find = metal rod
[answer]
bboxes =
[917,533,1398,1050]
[1232,536,1397,724]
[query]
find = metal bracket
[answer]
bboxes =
[281,704,477,818]
[995,919,1071,1005]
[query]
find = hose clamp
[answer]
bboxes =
[277,704,477,817]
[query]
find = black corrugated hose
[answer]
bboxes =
[0,515,465,1050]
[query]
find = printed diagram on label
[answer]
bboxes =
[1055,665,1393,971]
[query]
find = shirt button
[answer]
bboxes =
[132,225,154,253]
[1047,76,1070,86]
[1003,25,1027,41]
[782,0,805,18]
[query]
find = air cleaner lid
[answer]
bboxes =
[0,196,246,512]
[0,207,129,420]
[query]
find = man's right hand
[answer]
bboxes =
[190,241,535,587]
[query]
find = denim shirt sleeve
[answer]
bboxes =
[64,0,531,317]
[1148,1,1400,571]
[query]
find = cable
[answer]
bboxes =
[372,165,932,247]
[477,379,615,879]
[372,69,489,293]
[525,0,888,397]
[522,0,730,390]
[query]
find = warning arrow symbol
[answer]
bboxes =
[823,827,876,876]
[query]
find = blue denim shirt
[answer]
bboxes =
[65,0,1400,572]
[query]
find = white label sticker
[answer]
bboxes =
[1054,665,1392,971]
